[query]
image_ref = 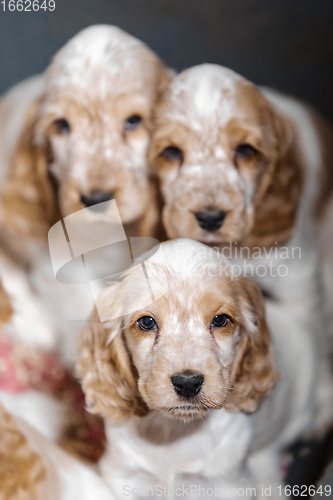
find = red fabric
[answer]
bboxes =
[0,333,65,394]
[0,328,105,462]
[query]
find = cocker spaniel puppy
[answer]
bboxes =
[148,64,333,431]
[0,405,114,500]
[77,239,327,499]
[149,64,332,250]
[0,25,170,357]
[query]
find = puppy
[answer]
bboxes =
[0,25,170,360]
[149,64,332,251]
[77,238,326,499]
[0,405,114,500]
[149,64,333,430]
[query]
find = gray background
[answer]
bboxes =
[0,0,333,121]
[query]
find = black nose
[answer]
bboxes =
[80,191,114,211]
[195,210,227,232]
[171,373,204,399]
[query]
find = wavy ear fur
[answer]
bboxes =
[0,405,46,499]
[248,102,304,248]
[228,278,279,413]
[76,286,148,421]
[0,96,59,251]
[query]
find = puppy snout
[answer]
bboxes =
[195,209,227,232]
[80,191,114,210]
[171,373,204,399]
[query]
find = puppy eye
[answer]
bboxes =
[235,144,257,159]
[54,118,70,135]
[124,115,142,131]
[162,146,183,162]
[137,316,157,331]
[211,314,230,328]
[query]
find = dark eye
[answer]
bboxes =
[211,314,230,328]
[54,118,70,135]
[137,316,157,331]
[235,144,257,159]
[162,146,183,162]
[124,115,142,131]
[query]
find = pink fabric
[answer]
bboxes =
[0,328,106,462]
[0,331,65,394]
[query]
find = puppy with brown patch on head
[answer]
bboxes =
[77,239,326,500]
[149,64,333,432]
[0,25,170,361]
[0,404,114,500]
[149,64,332,250]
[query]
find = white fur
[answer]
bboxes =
[0,390,68,442]
[102,410,254,500]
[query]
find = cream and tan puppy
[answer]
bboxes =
[77,239,329,500]
[149,64,332,250]
[0,25,170,359]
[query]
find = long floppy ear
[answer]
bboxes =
[76,285,149,421]
[156,66,175,103]
[146,62,175,138]
[248,101,304,248]
[228,277,279,413]
[0,95,59,247]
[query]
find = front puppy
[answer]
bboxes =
[78,239,281,498]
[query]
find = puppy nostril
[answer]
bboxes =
[171,373,204,399]
[195,209,227,232]
[80,191,114,211]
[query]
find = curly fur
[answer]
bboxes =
[0,405,46,500]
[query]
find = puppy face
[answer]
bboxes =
[149,64,296,244]
[36,25,170,223]
[78,239,278,422]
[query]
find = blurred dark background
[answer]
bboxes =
[0,0,333,121]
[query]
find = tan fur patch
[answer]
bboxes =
[77,307,148,421]
[0,281,12,323]
[0,97,59,262]
[245,114,304,248]
[0,406,46,500]
[228,278,279,412]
